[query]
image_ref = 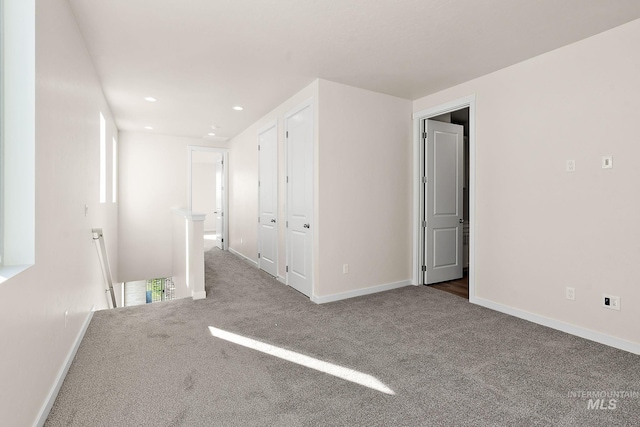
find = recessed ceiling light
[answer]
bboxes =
[144,126,153,130]
[144,97,157,102]
[232,106,244,111]
[208,133,216,136]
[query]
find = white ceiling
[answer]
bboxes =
[67,0,640,141]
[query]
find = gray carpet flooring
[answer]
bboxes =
[45,248,640,426]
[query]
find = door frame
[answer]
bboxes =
[284,97,315,296]
[413,95,476,301]
[257,120,278,275]
[188,145,229,250]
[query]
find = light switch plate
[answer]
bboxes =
[566,160,576,172]
[566,287,575,301]
[602,155,613,169]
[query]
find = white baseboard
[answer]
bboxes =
[192,290,207,300]
[228,247,258,267]
[471,296,640,355]
[35,305,96,427]
[277,275,286,285]
[311,280,412,304]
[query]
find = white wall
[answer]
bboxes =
[316,80,413,298]
[118,132,227,282]
[414,19,640,347]
[0,0,119,425]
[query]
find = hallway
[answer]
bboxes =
[45,250,640,426]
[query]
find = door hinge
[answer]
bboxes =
[258,253,261,259]
[258,181,260,187]
[422,265,427,272]
[422,220,427,228]
[286,176,289,183]
[286,220,289,228]
[422,132,427,139]
[258,217,260,223]
[286,131,289,138]
[221,238,224,243]
[286,266,289,272]
[258,145,261,151]
[422,176,427,183]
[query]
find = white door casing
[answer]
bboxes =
[413,95,476,299]
[424,119,464,284]
[258,122,278,276]
[286,100,314,297]
[215,159,224,250]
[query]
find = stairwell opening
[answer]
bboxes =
[124,277,176,307]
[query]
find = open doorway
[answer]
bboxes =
[428,109,470,298]
[414,96,476,301]
[189,146,229,251]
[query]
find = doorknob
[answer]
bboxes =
[459,219,464,223]
[303,223,310,229]
[271,219,276,223]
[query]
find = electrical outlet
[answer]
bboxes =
[343,264,349,274]
[566,160,576,172]
[602,155,613,169]
[602,294,620,311]
[64,310,69,328]
[566,287,575,301]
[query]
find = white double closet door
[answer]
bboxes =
[257,101,314,297]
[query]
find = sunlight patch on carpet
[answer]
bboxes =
[208,326,395,395]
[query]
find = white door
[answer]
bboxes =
[258,123,278,276]
[424,119,464,284]
[215,159,223,250]
[286,101,314,297]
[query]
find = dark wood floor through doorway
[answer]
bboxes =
[429,273,469,299]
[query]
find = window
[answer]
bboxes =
[99,112,106,203]
[0,0,35,280]
[112,136,117,203]
[1,0,5,265]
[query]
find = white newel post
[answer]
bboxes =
[189,214,206,300]
[172,209,207,300]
